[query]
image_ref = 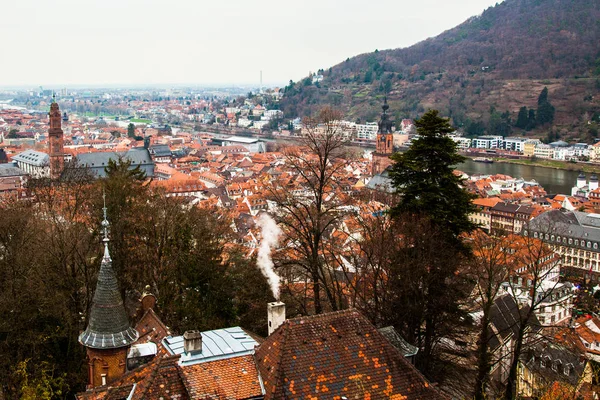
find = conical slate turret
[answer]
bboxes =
[79,197,138,349]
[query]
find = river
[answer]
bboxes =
[456,158,581,195]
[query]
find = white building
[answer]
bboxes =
[12,149,49,178]
[533,144,555,159]
[472,136,503,149]
[262,110,284,121]
[449,135,472,150]
[355,122,378,140]
[503,137,527,152]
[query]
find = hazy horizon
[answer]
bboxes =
[2,0,501,88]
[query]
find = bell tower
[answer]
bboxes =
[79,197,138,388]
[371,98,395,175]
[48,94,64,179]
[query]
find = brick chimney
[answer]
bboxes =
[183,330,202,353]
[268,302,286,335]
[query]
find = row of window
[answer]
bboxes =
[524,231,599,250]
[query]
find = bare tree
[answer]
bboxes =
[270,107,351,314]
[467,230,512,400]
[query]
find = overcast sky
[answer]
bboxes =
[1,0,501,88]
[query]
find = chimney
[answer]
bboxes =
[268,301,286,335]
[183,330,202,354]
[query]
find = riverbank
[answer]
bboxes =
[494,158,600,174]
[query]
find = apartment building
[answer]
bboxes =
[527,210,600,281]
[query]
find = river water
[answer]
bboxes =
[456,158,581,195]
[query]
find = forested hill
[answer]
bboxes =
[280,0,600,141]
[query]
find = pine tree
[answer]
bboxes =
[526,109,537,131]
[127,123,135,138]
[389,109,476,240]
[387,110,476,376]
[536,87,555,125]
[516,106,529,129]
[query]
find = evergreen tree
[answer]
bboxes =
[127,123,135,138]
[536,86,555,125]
[537,86,549,105]
[387,110,476,376]
[516,106,529,129]
[537,99,555,125]
[526,109,537,131]
[389,109,476,240]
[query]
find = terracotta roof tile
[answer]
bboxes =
[255,309,446,399]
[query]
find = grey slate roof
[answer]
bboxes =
[488,295,540,351]
[366,168,395,193]
[529,209,600,245]
[149,144,171,158]
[0,164,26,177]
[76,148,154,178]
[162,326,258,367]
[523,341,586,387]
[12,150,49,167]
[378,326,419,357]
[79,245,138,349]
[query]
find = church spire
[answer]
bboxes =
[79,201,138,351]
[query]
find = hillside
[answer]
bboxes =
[280,0,600,141]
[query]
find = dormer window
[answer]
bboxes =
[565,363,573,376]
[553,360,562,372]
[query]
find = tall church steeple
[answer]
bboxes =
[371,98,395,175]
[79,197,138,388]
[376,97,394,155]
[48,95,64,179]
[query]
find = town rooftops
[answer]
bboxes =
[213,135,262,144]
[529,210,600,244]
[12,149,49,166]
[491,202,536,216]
[162,326,258,367]
[255,309,446,399]
[0,164,26,177]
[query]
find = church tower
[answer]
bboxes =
[48,95,65,179]
[79,199,138,388]
[371,98,394,175]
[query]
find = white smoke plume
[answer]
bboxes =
[256,213,283,300]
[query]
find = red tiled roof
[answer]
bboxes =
[180,355,264,399]
[255,309,446,400]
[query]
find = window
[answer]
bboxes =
[575,240,579,246]
[534,232,539,238]
[564,365,572,376]
[588,241,592,248]
[551,235,555,241]
[569,238,573,244]
[101,374,107,386]
[594,243,598,249]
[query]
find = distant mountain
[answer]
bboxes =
[281,0,600,141]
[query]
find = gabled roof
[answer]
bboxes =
[180,355,265,399]
[255,309,446,399]
[12,149,49,167]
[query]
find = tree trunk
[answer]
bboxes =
[503,328,525,400]
[474,311,491,400]
[312,271,322,314]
